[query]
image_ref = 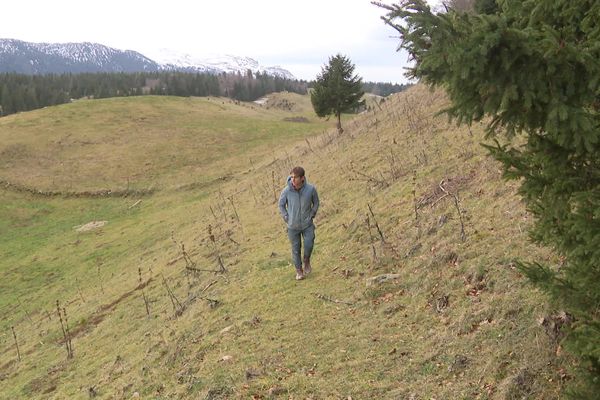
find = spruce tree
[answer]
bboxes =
[377,0,600,396]
[311,54,364,133]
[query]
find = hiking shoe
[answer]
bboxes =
[295,268,304,280]
[303,257,312,275]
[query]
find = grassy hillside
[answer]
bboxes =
[0,87,569,399]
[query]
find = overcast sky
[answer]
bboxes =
[0,0,425,83]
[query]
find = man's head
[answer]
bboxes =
[290,166,305,189]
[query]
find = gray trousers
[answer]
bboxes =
[287,224,315,268]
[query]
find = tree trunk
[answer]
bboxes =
[336,113,343,134]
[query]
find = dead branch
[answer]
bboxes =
[430,193,451,207]
[11,326,21,362]
[349,161,388,189]
[128,200,142,209]
[202,280,219,293]
[313,293,354,306]
[184,293,220,309]
[185,265,223,274]
[227,233,240,246]
[367,203,386,244]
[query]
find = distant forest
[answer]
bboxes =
[362,81,411,97]
[0,72,409,117]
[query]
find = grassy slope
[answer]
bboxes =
[0,87,569,399]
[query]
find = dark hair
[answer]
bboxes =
[291,166,305,177]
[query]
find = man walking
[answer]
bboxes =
[278,166,320,280]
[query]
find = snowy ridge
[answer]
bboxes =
[0,39,296,79]
[146,48,296,79]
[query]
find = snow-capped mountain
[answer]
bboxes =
[0,39,296,79]
[0,39,159,74]
[145,48,296,80]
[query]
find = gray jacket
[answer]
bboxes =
[278,176,320,230]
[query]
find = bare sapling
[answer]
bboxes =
[305,138,320,160]
[180,242,196,269]
[415,149,428,166]
[17,299,34,325]
[56,300,73,359]
[139,268,151,318]
[349,161,388,190]
[170,233,193,292]
[272,171,277,204]
[217,190,228,219]
[209,225,227,273]
[175,227,225,275]
[97,262,104,294]
[227,195,243,232]
[385,146,402,181]
[216,254,226,274]
[226,230,240,246]
[283,150,294,171]
[161,274,184,317]
[56,300,68,357]
[438,179,467,242]
[412,170,422,238]
[367,203,386,244]
[11,326,21,362]
[171,233,198,272]
[63,307,74,358]
[209,205,218,221]
[76,278,85,303]
[374,118,381,142]
[366,214,379,264]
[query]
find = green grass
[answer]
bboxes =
[0,87,570,399]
